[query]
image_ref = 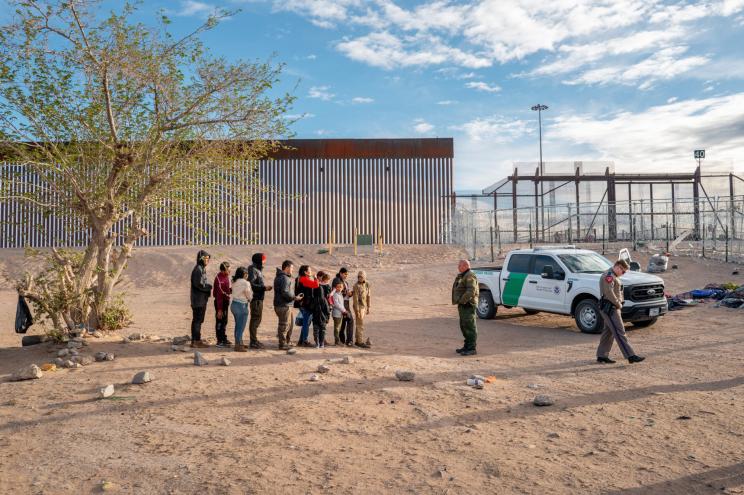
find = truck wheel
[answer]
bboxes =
[574,299,602,334]
[477,291,497,319]
[524,309,540,315]
[631,318,658,328]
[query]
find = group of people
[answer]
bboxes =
[189,250,372,352]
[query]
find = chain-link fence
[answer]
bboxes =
[452,195,744,263]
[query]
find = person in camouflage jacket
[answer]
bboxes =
[452,259,479,355]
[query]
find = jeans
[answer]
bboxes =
[298,307,312,343]
[215,302,229,343]
[191,306,206,342]
[231,300,249,345]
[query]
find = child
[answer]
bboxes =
[312,271,332,348]
[353,270,371,348]
[330,280,347,346]
[213,261,232,347]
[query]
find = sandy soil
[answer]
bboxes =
[0,245,742,495]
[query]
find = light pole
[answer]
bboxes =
[531,104,548,241]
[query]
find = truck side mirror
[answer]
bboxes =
[541,265,554,279]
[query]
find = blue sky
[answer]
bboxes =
[80,1,744,189]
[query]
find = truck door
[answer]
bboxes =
[522,255,568,312]
[500,253,532,307]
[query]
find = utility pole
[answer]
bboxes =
[531,104,548,241]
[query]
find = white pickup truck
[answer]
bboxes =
[472,246,668,333]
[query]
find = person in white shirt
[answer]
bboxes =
[330,280,347,346]
[230,267,253,352]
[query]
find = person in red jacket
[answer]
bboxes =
[213,261,232,347]
[295,265,319,347]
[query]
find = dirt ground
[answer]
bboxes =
[0,245,742,495]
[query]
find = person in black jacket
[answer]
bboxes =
[273,260,303,350]
[332,268,354,346]
[190,249,212,348]
[247,252,272,349]
[312,271,332,348]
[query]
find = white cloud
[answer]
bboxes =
[549,93,744,170]
[667,97,678,103]
[351,97,374,104]
[465,81,501,93]
[273,0,744,88]
[564,46,709,90]
[308,85,335,101]
[175,0,223,18]
[306,54,317,60]
[450,116,532,142]
[284,113,316,120]
[413,118,435,134]
[437,100,457,105]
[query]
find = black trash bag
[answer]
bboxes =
[15,295,33,334]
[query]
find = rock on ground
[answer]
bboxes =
[72,355,94,366]
[99,384,115,399]
[395,370,415,381]
[194,352,208,366]
[317,364,331,374]
[340,356,354,364]
[220,357,231,366]
[132,371,152,384]
[10,364,43,381]
[309,373,320,382]
[57,348,69,358]
[287,348,297,355]
[172,335,190,345]
[533,395,554,407]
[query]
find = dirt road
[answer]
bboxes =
[1,246,742,494]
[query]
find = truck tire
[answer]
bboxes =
[631,318,658,328]
[477,291,497,320]
[523,309,540,315]
[574,299,603,334]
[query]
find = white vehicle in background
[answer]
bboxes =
[472,246,668,333]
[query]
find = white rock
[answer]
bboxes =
[63,360,76,369]
[104,353,115,361]
[72,355,94,366]
[340,356,353,364]
[10,364,43,381]
[171,345,189,352]
[132,371,152,384]
[469,375,485,381]
[194,352,208,366]
[286,348,298,355]
[172,336,190,345]
[309,373,320,382]
[474,380,485,390]
[466,378,477,386]
[99,384,115,399]
[220,357,231,366]
[395,370,415,382]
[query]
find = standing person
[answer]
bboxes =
[330,279,347,346]
[353,270,371,349]
[213,262,233,348]
[273,260,304,350]
[247,253,272,349]
[312,271,332,348]
[332,268,354,346]
[597,259,646,364]
[295,265,319,347]
[452,259,479,356]
[190,250,212,348]
[230,266,253,352]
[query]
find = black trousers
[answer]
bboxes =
[313,322,327,346]
[215,302,229,343]
[339,301,354,344]
[191,306,206,342]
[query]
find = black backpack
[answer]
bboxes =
[15,295,33,334]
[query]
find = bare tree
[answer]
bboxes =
[0,1,293,331]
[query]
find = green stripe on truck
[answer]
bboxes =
[502,272,528,306]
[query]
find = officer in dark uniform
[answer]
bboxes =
[452,259,479,356]
[597,259,645,364]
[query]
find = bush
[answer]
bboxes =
[98,296,133,332]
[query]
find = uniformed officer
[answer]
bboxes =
[596,259,646,364]
[452,259,479,356]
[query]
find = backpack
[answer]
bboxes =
[15,295,33,334]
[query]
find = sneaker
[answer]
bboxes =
[249,341,266,349]
[223,340,233,346]
[216,341,228,348]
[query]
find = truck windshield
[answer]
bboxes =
[558,253,612,274]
